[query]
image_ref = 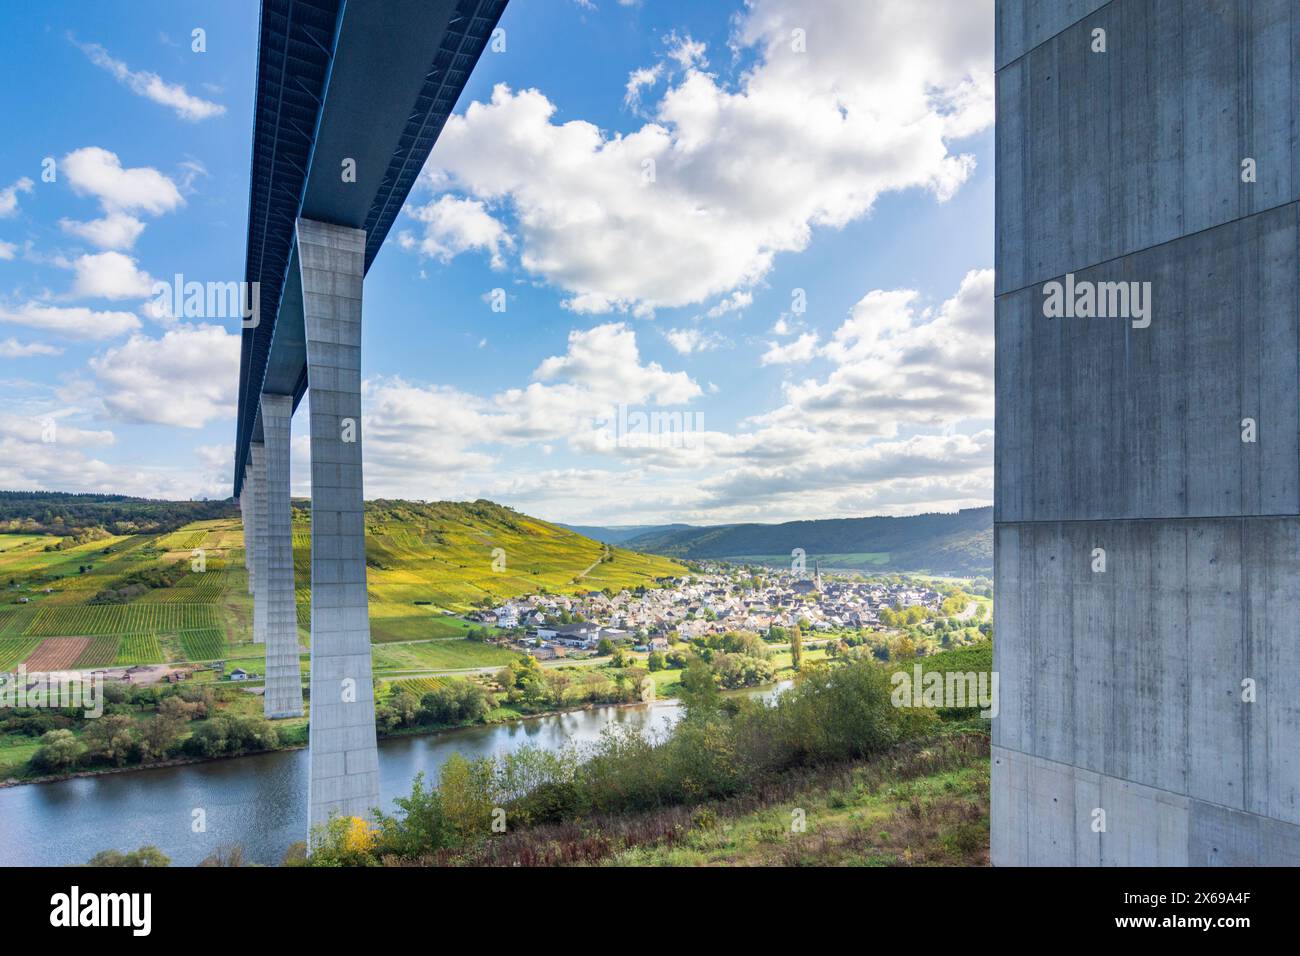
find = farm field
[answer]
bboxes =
[0,499,687,677]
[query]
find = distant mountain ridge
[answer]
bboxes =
[608,506,992,576]
[557,523,694,545]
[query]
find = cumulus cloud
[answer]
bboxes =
[71,251,154,300]
[705,290,752,318]
[413,0,992,315]
[0,177,34,218]
[759,269,994,434]
[760,331,819,365]
[62,147,185,214]
[0,302,141,340]
[398,195,513,268]
[74,40,226,121]
[0,416,230,499]
[57,147,185,250]
[60,211,147,251]
[89,323,240,427]
[0,338,63,358]
[665,327,725,355]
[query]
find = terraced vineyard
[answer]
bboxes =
[0,638,39,670]
[115,633,165,666]
[1,499,686,674]
[178,628,226,661]
[74,634,120,668]
[23,603,219,637]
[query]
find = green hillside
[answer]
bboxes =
[0,498,687,674]
[624,506,992,575]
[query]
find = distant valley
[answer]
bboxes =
[565,506,993,576]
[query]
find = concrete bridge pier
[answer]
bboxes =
[248,441,267,645]
[239,462,253,594]
[298,217,380,835]
[259,392,305,720]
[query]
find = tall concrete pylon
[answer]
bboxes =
[298,218,380,834]
[259,392,305,720]
[993,0,1300,865]
[239,464,253,595]
[248,441,267,646]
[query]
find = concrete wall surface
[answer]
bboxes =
[994,0,1300,865]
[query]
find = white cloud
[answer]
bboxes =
[56,147,185,251]
[0,422,230,499]
[0,177,34,218]
[624,64,663,112]
[415,0,992,315]
[664,32,707,71]
[75,40,226,121]
[62,147,185,215]
[0,302,140,340]
[665,327,725,355]
[0,412,114,447]
[72,251,154,300]
[705,290,752,317]
[758,269,995,434]
[760,331,819,365]
[60,212,147,251]
[0,338,63,358]
[0,241,16,261]
[533,322,701,405]
[399,195,513,268]
[89,323,240,427]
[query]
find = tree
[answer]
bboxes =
[438,753,494,841]
[139,714,184,760]
[647,651,665,672]
[373,772,454,858]
[84,714,137,765]
[679,659,721,721]
[542,669,571,707]
[32,729,85,771]
[596,637,615,656]
[790,625,803,671]
[86,846,170,867]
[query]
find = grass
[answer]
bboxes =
[372,639,519,674]
[74,634,120,668]
[179,628,226,662]
[453,733,990,867]
[23,603,219,637]
[0,638,39,670]
[0,503,686,689]
[115,633,165,666]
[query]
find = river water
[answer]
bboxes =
[0,683,788,866]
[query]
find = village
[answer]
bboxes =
[469,564,953,660]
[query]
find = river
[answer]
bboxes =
[0,683,789,866]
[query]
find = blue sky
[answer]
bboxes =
[0,0,994,526]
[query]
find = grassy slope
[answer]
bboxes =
[454,731,990,867]
[0,499,687,675]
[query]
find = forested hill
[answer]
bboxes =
[621,506,993,576]
[0,491,237,537]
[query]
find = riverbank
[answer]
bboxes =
[0,692,708,866]
[0,674,787,790]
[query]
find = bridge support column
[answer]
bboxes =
[260,392,304,720]
[239,462,253,594]
[248,441,267,645]
[298,217,379,836]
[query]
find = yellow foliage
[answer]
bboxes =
[343,816,376,854]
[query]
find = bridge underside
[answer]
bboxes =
[234,0,507,838]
